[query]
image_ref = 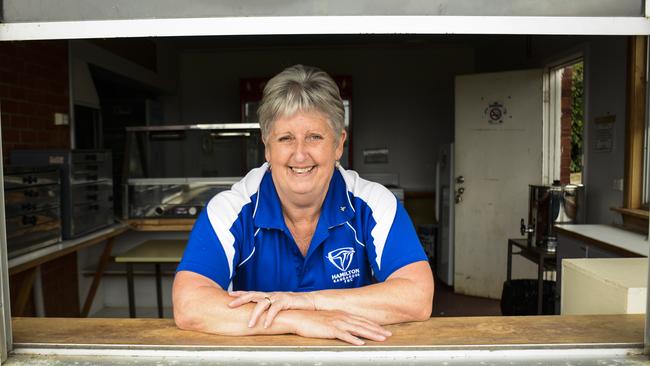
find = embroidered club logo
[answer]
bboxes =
[327,247,355,272]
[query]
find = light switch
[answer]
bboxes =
[54,113,69,126]
[612,178,624,191]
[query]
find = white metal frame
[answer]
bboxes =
[542,68,560,185]
[0,108,13,363]
[8,346,646,363]
[542,55,585,185]
[644,33,650,356]
[641,38,650,209]
[0,16,650,40]
[0,11,649,362]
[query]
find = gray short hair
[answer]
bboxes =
[258,64,345,144]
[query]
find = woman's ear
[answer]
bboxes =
[335,129,347,160]
[264,140,271,163]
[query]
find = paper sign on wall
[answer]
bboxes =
[594,115,615,153]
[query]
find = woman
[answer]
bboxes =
[173,64,433,345]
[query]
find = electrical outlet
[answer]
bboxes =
[612,178,624,191]
[54,113,69,126]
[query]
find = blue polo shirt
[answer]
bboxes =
[177,163,427,292]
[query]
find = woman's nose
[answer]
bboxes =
[293,139,307,161]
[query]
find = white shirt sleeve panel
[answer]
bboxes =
[338,166,397,271]
[205,163,268,278]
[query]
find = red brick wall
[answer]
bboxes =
[559,67,573,185]
[0,41,70,165]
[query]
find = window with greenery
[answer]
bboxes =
[570,62,584,177]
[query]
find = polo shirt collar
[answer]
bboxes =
[253,171,285,230]
[253,168,354,231]
[320,168,355,229]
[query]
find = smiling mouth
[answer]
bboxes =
[290,166,315,174]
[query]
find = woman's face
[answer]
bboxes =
[264,110,346,205]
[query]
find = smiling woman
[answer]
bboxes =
[172,64,434,345]
[1,5,650,363]
[264,110,346,218]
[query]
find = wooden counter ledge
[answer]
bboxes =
[128,219,195,232]
[12,314,644,349]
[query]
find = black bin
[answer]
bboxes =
[500,279,556,315]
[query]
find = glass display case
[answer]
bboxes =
[124,123,264,218]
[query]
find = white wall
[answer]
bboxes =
[178,44,474,191]
[582,37,627,225]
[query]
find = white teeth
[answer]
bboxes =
[291,166,314,174]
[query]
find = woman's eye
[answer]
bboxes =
[278,136,292,142]
[307,134,323,141]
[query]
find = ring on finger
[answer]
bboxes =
[264,296,274,305]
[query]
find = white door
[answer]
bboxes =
[454,69,543,299]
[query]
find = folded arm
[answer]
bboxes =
[315,260,434,323]
[229,260,434,328]
[172,270,391,345]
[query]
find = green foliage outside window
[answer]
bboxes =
[570,62,584,173]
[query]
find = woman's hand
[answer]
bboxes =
[290,310,392,346]
[228,291,316,328]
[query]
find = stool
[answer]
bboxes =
[114,239,186,318]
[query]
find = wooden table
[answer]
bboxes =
[128,219,195,232]
[114,239,186,318]
[7,223,129,317]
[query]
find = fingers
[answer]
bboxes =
[347,315,392,337]
[343,322,389,343]
[227,291,391,345]
[332,314,391,344]
[227,291,259,308]
[248,299,271,327]
[334,330,365,346]
[226,291,286,328]
[332,320,389,345]
[263,300,286,328]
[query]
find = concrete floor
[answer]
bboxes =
[432,278,502,317]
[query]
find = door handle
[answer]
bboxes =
[455,176,465,203]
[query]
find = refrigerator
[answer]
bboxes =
[435,143,454,286]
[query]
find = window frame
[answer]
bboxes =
[616,36,650,233]
[0,13,650,362]
[543,55,585,185]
